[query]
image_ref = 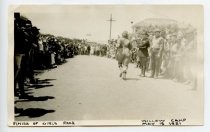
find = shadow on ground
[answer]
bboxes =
[15,96,55,103]
[26,78,56,89]
[15,107,55,118]
[15,78,56,119]
[124,78,140,81]
[38,79,57,84]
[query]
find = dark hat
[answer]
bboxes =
[14,12,20,19]
[32,26,40,31]
[141,31,149,36]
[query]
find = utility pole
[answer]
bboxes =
[107,14,115,41]
[131,21,134,33]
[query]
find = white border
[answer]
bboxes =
[1,0,210,132]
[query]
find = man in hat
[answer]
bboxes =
[24,23,39,84]
[14,12,28,98]
[136,31,150,77]
[149,28,164,78]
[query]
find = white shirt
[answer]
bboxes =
[151,36,163,49]
[38,40,44,51]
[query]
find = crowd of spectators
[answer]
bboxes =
[105,18,197,88]
[14,13,197,99]
[14,13,109,98]
[126,19,197,87]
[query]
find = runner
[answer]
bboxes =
[115,31,132,80]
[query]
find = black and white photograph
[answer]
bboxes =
[7,5,203,126]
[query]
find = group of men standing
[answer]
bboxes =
[14,13,40,98]
[14,13,79,99]
[116,28,164,79]
[116,26,197,90]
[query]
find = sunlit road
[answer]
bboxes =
[15,55,203,124]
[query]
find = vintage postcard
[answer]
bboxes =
[8,5,204,126]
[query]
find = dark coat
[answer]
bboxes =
[137,38,150,57]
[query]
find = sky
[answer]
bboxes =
[12,5,203,43]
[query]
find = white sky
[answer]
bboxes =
[13,5,203,43]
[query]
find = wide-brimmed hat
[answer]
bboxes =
[32,26,40,31]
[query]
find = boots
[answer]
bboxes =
[122,71,127,80]
[140,68,146,77]
[122,66,128,80]
[119,66,123,77]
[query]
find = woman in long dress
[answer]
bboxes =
[115,31,132,79]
